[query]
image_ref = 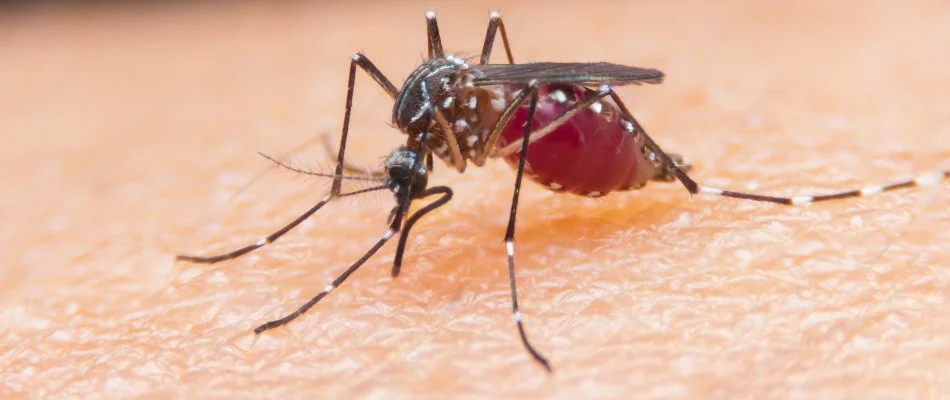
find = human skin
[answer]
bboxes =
[2,1,949,398]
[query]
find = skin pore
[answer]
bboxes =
[2,1,948,397]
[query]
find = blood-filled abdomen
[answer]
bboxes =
[497,84,656,197]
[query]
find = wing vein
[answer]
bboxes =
[471,62,664,87]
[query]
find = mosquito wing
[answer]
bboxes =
[470,62,664,87]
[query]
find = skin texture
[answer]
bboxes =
[2,1,949,398]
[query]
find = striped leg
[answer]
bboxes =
[177,187,386,264]
[425,11,444,59]
[479,11,515,65]
[392,186,454,278]
[252,187,450,335]
[176,53,398,263]
[502,80,552,372]
[256,116,434,334]
[607,91,948,205]
[696,171,948,205]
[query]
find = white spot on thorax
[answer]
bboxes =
[409,83,432,123]
[454,119,469,132]
[468,96,478,109]
[491,97,507,111]
[442,96,454,109]
[446,54,469,67]
[549,90,568,104]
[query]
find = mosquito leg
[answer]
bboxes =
[177,53,397,263]
[287,51,400,181]
[254,219,399,333]
[234,53,397,198]
[320,134,385,178]
[690,169,949,205]
[257,113,433,334]
[431,108,467,172]
[495,81,553,372]
[176,186,388,263]
[608,91,949,205]
[392,186,454,278]
[334,53,398,191]
[479,11,515,65]
[425,11,445,59]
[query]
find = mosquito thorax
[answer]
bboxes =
[392,54,514,171]
[384,146,429,197]
[392,56,470,133]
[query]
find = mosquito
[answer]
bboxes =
[178,11,949,372]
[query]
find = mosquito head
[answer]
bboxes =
[384,146,429,197]
[392,56,471,133]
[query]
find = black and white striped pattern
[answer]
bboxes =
[252,228,396,334]
[696,171,948,205]
[603,88,948,207]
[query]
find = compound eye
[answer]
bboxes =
[383,147,429,196]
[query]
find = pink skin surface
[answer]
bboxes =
[2,2,949,398]
[498,84,656,196]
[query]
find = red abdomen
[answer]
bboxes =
[497,84,656,197]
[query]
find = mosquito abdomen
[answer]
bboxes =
[497,84,656,197]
